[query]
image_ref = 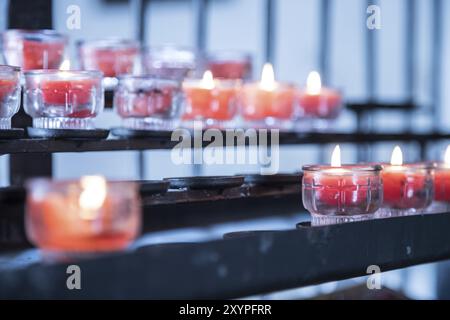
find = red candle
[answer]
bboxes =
[433,147,450,202]
[78,40,139,78]
[116,87,174,118]
[297,71,342,119]
[0,79,16,102]
[183,71,239,122]
[41,78,97,107]
[240,63,295,122]
[1,30,66,71]
[26,177,141,253]
[382,146,433,210]
[434,169,450,202]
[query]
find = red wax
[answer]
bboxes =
[26,193,140,252]
[80,47,139,77]
[0,79,16,102]
[208,61,251,80]
[41,79,98,115]
[22,40,65,70]
[240,84,295,121]
[183,86,237,121]
[297,88,342,118]
[434,169,450,202]
[116,88,174,118]
[382,168,430,209]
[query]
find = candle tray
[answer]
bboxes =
[110,127,174,139]
[0,128,25,139]
[27,127,110,140]
[242,173,302,186]
[164,175,245,190]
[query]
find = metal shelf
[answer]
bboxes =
[1,212,450,299]
[1,132,450,155]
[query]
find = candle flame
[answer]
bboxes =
[331,145,341,167]
[445,145,450,166]
[79,175,107,220]
[59,59,71,71]
[201,70,215,90]
[390,146,403,166]
[260,63,276,91]
[306,71,322,95]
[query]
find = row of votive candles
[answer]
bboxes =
[0,30,250,80]
[0,63,342,130]
[302,145,450,226]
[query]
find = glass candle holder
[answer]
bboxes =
[26,177,141,256]
[1,29,67,71]
[23,70,104,129]
[0,65,21,129]
[77,39,140,80]
[302,165,383,226]
[182,78,241,128]
[114,75,183,130]
[206,51,252,80]
[142,45,197,80]
[421,162,449,214]
[380,163,433,217]
[240,82,296,129]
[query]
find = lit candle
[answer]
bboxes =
[433,145,450,203]
[297,71,342,119]
[23,61,104,129]
[240,63,295,128]
[381,146,433,213]
[302,145,383,225]
[1,30,67,71]
[25,176,141,254]
[182,70,240,127]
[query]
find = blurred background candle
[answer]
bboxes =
[426,145,450,215]
[381,146,433,217]
[78,39,140,86]
[302,145,383,225]
[183,70,240,128]
[206,51,252,80]
[0,65,21,129]
[114,75,183,130]
[23,61,104,129]
[143,45,197,80]
[1,30,67,71]
[26,176,141,256]
[297,71,342,119]
[240,63,295,129]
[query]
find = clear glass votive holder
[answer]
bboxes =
[0,65,21,129]
[23,70,104,129]
[423,162,449,214]
[182,78,241,128]
[77,39,140,81]
[1,29,67,71]
[239,82,296,130]
[142,45,198,80]
[25,177,141,257]
[379,163,434,217]
[206,51,252,80]
[302,165,383,226]
[114,75,183,130]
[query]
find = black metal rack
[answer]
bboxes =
[1,0,450,300]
